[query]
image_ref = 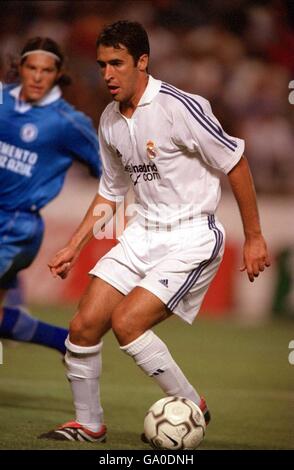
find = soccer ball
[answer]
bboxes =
[143,396,206,450]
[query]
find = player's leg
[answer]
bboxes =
[40,276,124,441]
[112,286,201,405]
[112,213,225,424]
[0,277,68,355]
[0,306,68,354]
[40,231,147,441]
[4,278,25,307]
[0,212,68,354]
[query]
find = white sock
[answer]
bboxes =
[65,336,103,432]
[121,330,200,404]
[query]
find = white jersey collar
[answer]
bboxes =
[115,75,161,113]
[9,85,62,113]
[137,75,161,106]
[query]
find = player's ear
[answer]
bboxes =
[55,69,62,84]
[137,54,149,72]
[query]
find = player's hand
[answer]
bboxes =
[240,234,271,282]
[48,245,80,280]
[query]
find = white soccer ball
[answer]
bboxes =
[143,396,206,450]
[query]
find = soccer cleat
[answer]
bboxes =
[38,420,107,443]
[141,396,211,444]
[198,396,211,425]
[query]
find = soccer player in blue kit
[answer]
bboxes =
[0,37,101,354]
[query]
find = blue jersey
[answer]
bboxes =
[0,84,101,212]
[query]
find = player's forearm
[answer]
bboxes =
[68,193,117,252]
[227,156,262,239]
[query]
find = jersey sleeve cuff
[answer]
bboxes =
[222,139,245,174]
[98,187,125,203]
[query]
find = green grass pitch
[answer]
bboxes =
[0,306,293,450]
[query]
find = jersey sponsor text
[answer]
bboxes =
[0,140,38,177]
[124,162,161,184]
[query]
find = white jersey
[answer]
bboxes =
[98,75,244,228]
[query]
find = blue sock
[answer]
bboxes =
[0,306,68,354]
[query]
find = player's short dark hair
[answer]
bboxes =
[96,20,150,65]
[6,37,71,86]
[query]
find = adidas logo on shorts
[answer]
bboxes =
[159,279,169,287]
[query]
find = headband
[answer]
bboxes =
[21,50,61,62]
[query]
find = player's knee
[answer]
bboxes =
[69,314,97,345]
[111,306,136,345]
[69,316,83,343]
[111,307,127,339]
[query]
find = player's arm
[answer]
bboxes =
[64,112,102,178]
[48,193,117,279]
[50,111,130,279]
[227,155,270,282]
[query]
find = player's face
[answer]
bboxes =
[96,44,148,112]
[19,53,61,102]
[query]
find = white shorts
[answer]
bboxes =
[89,215,225,324]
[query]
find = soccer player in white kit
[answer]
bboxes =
[41,21,270,443]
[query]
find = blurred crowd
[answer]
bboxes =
[1,0,293,194]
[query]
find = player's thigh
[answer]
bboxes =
[138,217,225,324]
[0,212,44,290]
[70,276,125,345]
[112,286,172,345]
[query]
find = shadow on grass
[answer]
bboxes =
[0,389,72,413]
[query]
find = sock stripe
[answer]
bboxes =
[0,307,21,337]
[123,330,200,404]
[13,311,38,341]
[0,306,67,354]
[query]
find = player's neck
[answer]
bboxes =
[120,74,149,118]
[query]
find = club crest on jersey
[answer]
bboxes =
[20,123,38,143]
[146,140,157,159]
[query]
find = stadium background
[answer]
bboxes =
[0,0,293,450]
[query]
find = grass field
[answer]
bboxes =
[0,306,293,450]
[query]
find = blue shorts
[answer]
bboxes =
[0,209,44,290]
